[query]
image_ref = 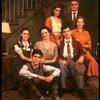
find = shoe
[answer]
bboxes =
[59,88,66,97]
[78,89,88,100]
[52,95,60,100]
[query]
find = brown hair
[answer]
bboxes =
[70,0,79,3]
[76,16,86,23]
[39,26,51,35]
[75,16,86,28]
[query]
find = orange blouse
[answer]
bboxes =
[45,16,63,44]
[71,28,91,49]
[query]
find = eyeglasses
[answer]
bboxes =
[71,3,78,6]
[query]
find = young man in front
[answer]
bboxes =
[19,49,60,100]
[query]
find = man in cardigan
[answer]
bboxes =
[58,25,88,100]
[19,49,60,100]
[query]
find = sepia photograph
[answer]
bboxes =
[2,0,99,100]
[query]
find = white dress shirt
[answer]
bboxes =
[63,38,74,58]
[72,11,78,20]
[19,64,61,79]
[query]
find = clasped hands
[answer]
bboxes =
[38,74,54,83]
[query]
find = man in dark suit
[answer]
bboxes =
[58,25,88,100]
[64,0,84,29]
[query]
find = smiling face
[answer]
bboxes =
[21,30,30,41]
[53,7,61,17]
[70,1,79,11]
[41,29,50,40]
[76,18,84,29]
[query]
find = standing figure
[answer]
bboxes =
[64,0,84,29]
[58,25,88,100]
[8,28,33,89]
[45,3,63,46]
[71,16,99,77]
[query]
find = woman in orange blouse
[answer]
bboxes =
[45,3,63,47]
[71,16,99,77]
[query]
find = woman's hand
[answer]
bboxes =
[57,40,60,46]
[83,44,89,49]
[40,58,46,63]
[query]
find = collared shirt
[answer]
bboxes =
[63,38,74,58]
[14,41,31,54]
[19,64,60,79]
[72,11,78,20]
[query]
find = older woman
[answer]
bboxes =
[34,26,59,68]
[71,16,99,77]
[45,3,63,46]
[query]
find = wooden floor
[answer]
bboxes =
[2,76,99,100]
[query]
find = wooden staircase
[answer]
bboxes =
[2,0,46,51]
[2,0,43,34]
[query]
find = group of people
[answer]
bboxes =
[8,0,99,100]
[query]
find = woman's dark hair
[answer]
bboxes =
[50,3,64,18]
[32,49,43,57]
[20,28,30,41]
[39,26,51,35]
[20,28,30,34]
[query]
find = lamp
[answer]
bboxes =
[2,22,11,33]
[2,22,11,54]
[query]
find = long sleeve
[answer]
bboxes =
[86,31,91,49]
[43,65,60,77]
[45,17,52,30]
[71,29,92,50]
[19,65,38,79]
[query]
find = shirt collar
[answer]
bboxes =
[22,41,29,46]
[32,63,39,69]
[64,38,72,44]
[74,28,85,32]
[72,10,78,14]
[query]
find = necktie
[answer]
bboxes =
[67,42,71,61]
[72,12,76,27]
[73,12,76,21]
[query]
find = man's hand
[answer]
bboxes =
[45,75,54,83]
[38,75,46,81]
[78,56,84,64]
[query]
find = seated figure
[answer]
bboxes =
[19,49,60,100]
[58,25,88,100]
